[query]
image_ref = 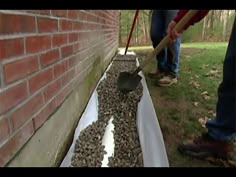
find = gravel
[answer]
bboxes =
[71,55,143,167]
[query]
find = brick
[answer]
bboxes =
[33,98,57,130]
[88,10,98,16]
[86,23,91,29]
[73,43,80,54]
[26,35,51,54]
[81,23,88,30]
[28,68,53,94]
[88,23,96,30]
[59,19,72,31]
[69,55,77,68]
[102,23,106,29]
[56,82,73,106]
[86,14,97,22]
[0,38,24,60]
[78,42,85,51]
[0,121,34,167]
[68,10,78,19]
[37,17,58,33]
[54,60,68,78]
[52,33,67,47]
[0,118,10,144]
[78,11,87,20]
[97,16,103,23]
[0,82,28,115]
[51,10,67,17]
[0,13,35,35]
[4,55,39,84]
[11,92,44,130]
[62,68,75,86]
[43,78,62,102]
[40,49,59,67]
[26,10,51,15]
[61,45,73,58]
[69,32,79,43]
[91,11,98,16]
[72,22,81,30]
[79,31,89,41]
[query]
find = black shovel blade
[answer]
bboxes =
[117,72,142,93]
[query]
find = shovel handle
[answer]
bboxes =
[138,10,199,70]
[125,10,139,55]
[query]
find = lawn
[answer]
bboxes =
[129,42,235,167]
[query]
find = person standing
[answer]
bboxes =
[148,10,182,87]
[167,10,235,160]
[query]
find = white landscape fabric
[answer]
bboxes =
[60,50,169,167]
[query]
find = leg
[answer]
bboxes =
[165,10,181,77]
[206,17,236,141]
[178,17,236,159]
[150,10,167,73]
[156,10,181,86]
[167,36,181,77]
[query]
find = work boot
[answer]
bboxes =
[178,133,234,160]
[156,74,177,87]
[147,70,165,80]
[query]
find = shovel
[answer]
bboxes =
[124,10,139,55]
[117,10,199,93]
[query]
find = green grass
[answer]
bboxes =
[181,42,228,49]
[180,45,226,105]
[135,42,228,167]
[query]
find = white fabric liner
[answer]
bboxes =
[60,50,169,167]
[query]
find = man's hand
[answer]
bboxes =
[167,20,183,42]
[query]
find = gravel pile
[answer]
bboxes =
[71,55,143,167]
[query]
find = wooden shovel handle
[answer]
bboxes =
[125,10,139,55]
[139,10,199,70]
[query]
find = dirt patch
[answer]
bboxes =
[147,86,187,153]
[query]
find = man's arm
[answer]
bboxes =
[167,10,210,41]
[173,10,210,30]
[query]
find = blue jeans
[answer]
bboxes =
[206,17,236,141]
[150,10,181,77]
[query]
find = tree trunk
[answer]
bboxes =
[119,11,122,46]
[135,16,138,45]
[146,10,152,42]
[126,11,129,45]
[148,10,152,34]
[202,17,207,39]
[223,10,229,41]
[210,10,215,30]
[141,10,147,44]
[219,10,224,22]
[141,10,152,42]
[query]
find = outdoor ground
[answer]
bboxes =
[126,42,236,167]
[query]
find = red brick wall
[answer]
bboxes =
[0,10,119,166]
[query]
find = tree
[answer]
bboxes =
[223,10,230,41]
[202,17,207,39]
[135,15,138,45]
[141,10,147,43]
